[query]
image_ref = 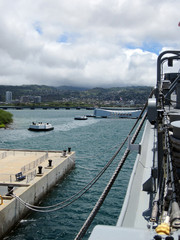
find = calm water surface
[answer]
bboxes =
[1,109,142,240]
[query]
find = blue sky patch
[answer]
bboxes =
[58,33,68,43]
[141,42,162,54]
[33,22,42,35]
[126,42,162,54]
[57,32,81,43]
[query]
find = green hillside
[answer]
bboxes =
[0,85,152,106]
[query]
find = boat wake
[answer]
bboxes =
[20,219,36,223]
[54,118,98,132]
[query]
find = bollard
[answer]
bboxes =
[63,150,67,157]
[68,147,71,153]
[6,185,14,196]
[38,166,43,174]
[48,159,52,167]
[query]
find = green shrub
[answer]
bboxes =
[0,110,13,127]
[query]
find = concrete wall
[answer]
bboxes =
[0,153,75,238]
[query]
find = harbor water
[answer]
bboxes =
[1,109,142,240]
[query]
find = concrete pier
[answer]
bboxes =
[0,149,75,238]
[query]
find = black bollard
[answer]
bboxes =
[68,147,71,153]
[38,166,43,174]
[7,185,14,196]
[63,150,67,157]
[48,159,52,167]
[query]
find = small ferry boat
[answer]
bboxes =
[74,116,88,120]
[28,122,54,131]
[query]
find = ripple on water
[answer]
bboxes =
[3,110,140,240]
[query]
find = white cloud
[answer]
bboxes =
[0,0,179,87]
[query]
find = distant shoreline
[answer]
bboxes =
[0,105,142,110]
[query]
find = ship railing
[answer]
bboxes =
[0,173,16,182]
[0,150,43,160]
[0,169,37,183]
[0,152,7,159]
[26,169,37,183]
[0,150,28,157]
[21,152,49,173]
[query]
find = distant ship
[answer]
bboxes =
[74,116,88,120]
[28,122,54,131]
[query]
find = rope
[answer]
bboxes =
[12,130,132,213]
[11,110,145,211]
[12,134,129,211]
[11,90,153,217]
[74,111,148,240]
[74,88,155,239]
[11,111,144,213]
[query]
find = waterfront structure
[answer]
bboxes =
[94,108,141,118]
[5,91,12,103]
[0,149,75,239]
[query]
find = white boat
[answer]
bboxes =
[74,116,88,120]
[28,122,54,131]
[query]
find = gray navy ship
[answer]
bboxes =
[85,50,180,240]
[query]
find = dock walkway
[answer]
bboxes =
[0,150,46,181]
[0,148,75,238]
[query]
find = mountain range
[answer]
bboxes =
[0,85,152,105]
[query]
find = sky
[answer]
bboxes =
[0,0,180,88]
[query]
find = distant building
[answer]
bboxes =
[34,96,41,103]
[20,95,41,103]
[20,96,30,103]
[130,100,135,105]
[6,91,12,103]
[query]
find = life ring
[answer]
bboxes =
[0,195,3,205]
